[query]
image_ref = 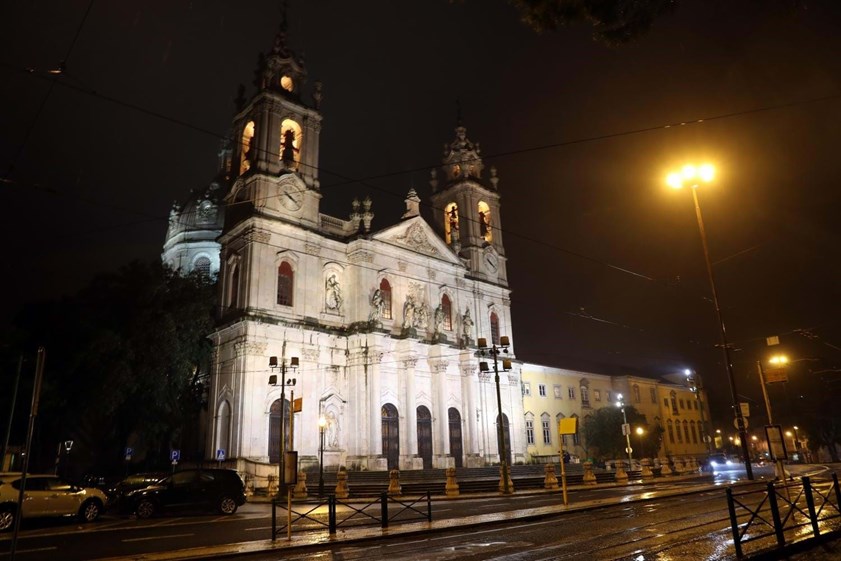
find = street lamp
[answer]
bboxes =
[268,354,298,498]
[478,335,513,494]
[667,163,753,480]
[318,416,327,497]
[616,394,633,469]
[684,369,713,454]
[635,426,645,458]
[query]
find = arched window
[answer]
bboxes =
[667,420,675,444]
[557,413,567,447]
[380,279,392,320]
[525,413,535,445]
[444,202,459,245]
[632,385,641,403]
[683,420,690,443]
[279,118,303,169]
[277,261,294,306]
[441,294,452,331]
[675,419,683,443]
[215,400,231,455]
[477,201,492,242]
[194,256,211,277]
[229,263,240,309]
[490,312,500,345]
[239,120,255,175]
[690,421,698,444]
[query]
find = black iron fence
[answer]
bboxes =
[271,492,432,540]
[726,473,841,558]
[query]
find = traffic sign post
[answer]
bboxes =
[216,448,226,466]
[170,449,180,472]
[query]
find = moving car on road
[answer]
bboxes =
[120,468,246,519]
[0,473,107,531]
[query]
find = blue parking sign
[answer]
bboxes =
[216,449,226,461]
[170,449,181,462]
[125,447,133,460]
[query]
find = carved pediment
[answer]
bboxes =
[375,217,461,264]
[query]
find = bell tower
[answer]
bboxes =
[429,123,508,286]
[225,15,324,231]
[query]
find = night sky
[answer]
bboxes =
[3,0,841,426]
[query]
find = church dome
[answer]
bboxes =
[162,180,226,277]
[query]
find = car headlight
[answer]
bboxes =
[710,460,718,466]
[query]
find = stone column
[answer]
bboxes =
[461,365,476,459]
[404,357,418,464]
[432,361,450,466]
[368,351,382,467]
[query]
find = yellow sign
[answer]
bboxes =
[293,397,303,412]
[558,417,578,435]
[765,368,788,384]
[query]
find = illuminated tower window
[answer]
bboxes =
[380,279,392,320]
[477,201,492,242]
[490,311,500,345]
[279,119,303,169]
[444,202,459,245]
[280,75,294,92]
[239,121,255,175]
[277,261,294,306]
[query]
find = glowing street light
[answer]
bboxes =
[616,394,633,469]
[666,163,753,480]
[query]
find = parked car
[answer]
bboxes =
[0,473,107,531]
[120,468,246,519]
[105,472,167,509]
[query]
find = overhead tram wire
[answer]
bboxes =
[2,0,96,181]
[6,60,841,302]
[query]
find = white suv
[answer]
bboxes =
[0,473,107,531]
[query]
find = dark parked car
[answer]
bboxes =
[121,469,246,518]
[106,472,167,508]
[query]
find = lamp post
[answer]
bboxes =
[268,353,298,498]
[756,354,791,480]
[635,426,645,459]
[318,415,326,497]
[616,394,633,469]
[684,369,713,455]
[667,164,753,480]
[478,335,513,495]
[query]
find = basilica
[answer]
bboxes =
[163,22,525,485]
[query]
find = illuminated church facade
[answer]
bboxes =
[163,24,524,482]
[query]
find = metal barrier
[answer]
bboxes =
[271,491,433,539]
[329,492,432,534]
[726,473,841,558]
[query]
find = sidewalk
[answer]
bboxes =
[95,473,735,561]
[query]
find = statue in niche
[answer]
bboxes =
[433,305,445,336]
[370,288,385,321]
[414,301,429,330]
[461,308,474,343]
[326,410,339,448]
[325,275,343,312]
[402,296,416,330]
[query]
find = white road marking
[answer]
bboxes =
[122,532,194,543]
[0,546,58,557]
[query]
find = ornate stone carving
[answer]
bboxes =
[234,340,268,357]
[302,348,319,362]
[348,249,373,263]
[393,222,438,256]
[325,274,343,313]
[402,282,429,331]
[305,242,321,255]
[403,357,418,369]
[243,227,271,244]
[430,361,449,373]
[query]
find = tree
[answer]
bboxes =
[582,404,660,460]
[7,261,216,475]
[509,0,679,45]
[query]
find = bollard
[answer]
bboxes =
[267,473,278,496]
[582,461,597,485]
[292,470,308,500]
[328,495,337,534]
[445,467,460,497]
[335,466,350,499]
[498,465,515,493]
[659,458,673,476]
[614,459,629,483]
[640,458,654,480]
[672,457,684,474]
[544,463,559,490]
[388,468,401,496]
[380,492,389,528]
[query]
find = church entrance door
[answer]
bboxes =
[448,408,463,468]
[381,403,399,470]
[269,399,290,463]
[416,406,433,470]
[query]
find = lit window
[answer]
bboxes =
[441,294,452,331]
[279,118,303,168]
[568,387,576,400]
[477,201,492,242]
[444,202,459,245]
[525,418,534,445]
[380,279,392,320]
[239,121,255,175]
[490,312,500,345]
[522,382,531,397]
[280,75,294,91]
[594,390,601,402]
[194,256,211,277]
[581,387,590,407]
[553,385,562,399]
[538,384,547,397]
[277,261,294,306]
[542,414,551,444]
